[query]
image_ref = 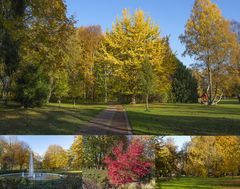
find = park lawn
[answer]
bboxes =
[159,177,240,189]
[125,99,240,135]
[0,103,106,134]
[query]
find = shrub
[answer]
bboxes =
[0,176,83,189]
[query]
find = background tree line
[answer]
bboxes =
[155,136,240,180]
[0,0,200,108]
[1,0,239,108]
[0,136,155,172]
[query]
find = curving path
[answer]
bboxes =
[76,105,132,135]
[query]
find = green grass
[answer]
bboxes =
[125,99,240,135]
[0,103,106,134]
[159,177,240,189]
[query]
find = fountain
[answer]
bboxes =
[29,152,35,178]
[0,151,64,181]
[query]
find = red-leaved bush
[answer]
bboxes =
[104,139,152,185]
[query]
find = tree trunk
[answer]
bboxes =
[131,94,136,104]
[58,98,61,107]
[238,94,240,103]
[145,94,149,111]
[2,76,10,105]
[83,82,87,101]
[104,71,108,104]
[73,98,76,107]
[46,77,54,104]
[214,93,223,105]
[208,68,213,105]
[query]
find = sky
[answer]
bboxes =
[164,136,191,151]
[65,0,240,67]
[1,135,190,155]
[11,136,75,156]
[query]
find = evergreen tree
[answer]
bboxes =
[171,59,198,103]
[15,64,49,108]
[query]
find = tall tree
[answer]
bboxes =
[155,138,179,178]
[82,136,127,170]
[67,26,103,103]
[139,57,157,111]
[0,137,30,170]
[99,9,175,104]
[0,0,27,104]
[43,145,68,170]
[184,136,240,177]
[22,0,74,103]
[180,0,238,105]
[78,26,103,101]
[69,136,83,169]
[230,21,240,102]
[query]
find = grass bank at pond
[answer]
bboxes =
[0,176,82,189]
[158,177,240,189]
[0,103,106,134]
[125,100,240,135]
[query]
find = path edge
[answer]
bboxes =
[123,106,133,135]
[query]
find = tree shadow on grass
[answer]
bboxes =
[127,111,240,135]
[0,105,104,135]
[160,184,212,189]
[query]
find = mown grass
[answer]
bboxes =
[125,99,240,135]
[159,177,240,189]
[0,103,106,134]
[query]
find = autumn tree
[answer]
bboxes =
[68,26,103,103]
[51,71,69,104]
[155,138,179,178]
[230,21,240,102]
[21,0,74,104]
[184,136,240,177]
[99,9,175,104]
[0,137,7,170]
[0,137,30,170]
[83,136,127,170]
[0,0,27,104]
[180,0,238,105]
[43,145,68,170]
[104,139,152,188]
[69,136,83,169]
[139,57,157,111]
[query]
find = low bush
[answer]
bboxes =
[0,176,82,189]
[0,170,26,175]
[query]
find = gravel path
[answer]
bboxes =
[76,105,132,135]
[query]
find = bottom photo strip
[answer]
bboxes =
[0,135,239,189]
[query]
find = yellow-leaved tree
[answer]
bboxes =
[180,0,238,105]
[43,145,68,170]
[99,9,175,104]
[69,136,83,169]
